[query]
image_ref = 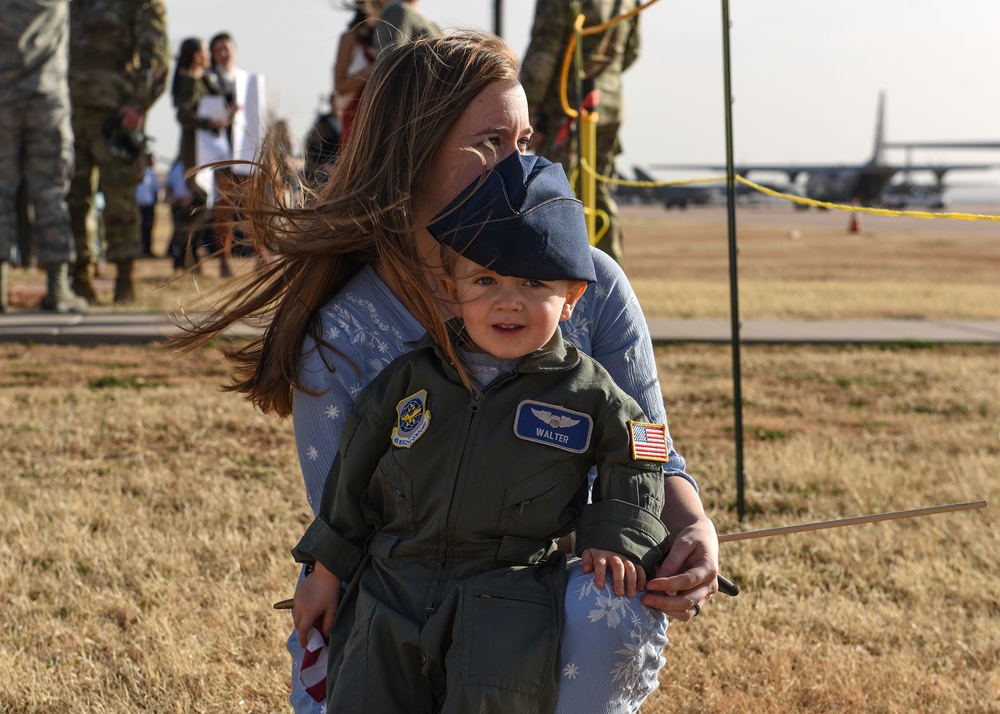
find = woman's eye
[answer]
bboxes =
[517,136,531,152]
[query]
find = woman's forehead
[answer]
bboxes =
[456,78,527,132]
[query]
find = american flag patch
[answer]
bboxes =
[629,421,669,462]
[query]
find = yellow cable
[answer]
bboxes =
[558,0,663,120]
[736,176,1000,221]
[577,158,1000,222]
[580,0,661,36]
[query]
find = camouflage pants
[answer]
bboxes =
[0,93,76,265]
[536,120,624,265]
[67,104,142,263]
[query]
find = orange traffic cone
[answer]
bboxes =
[848,199,862,234]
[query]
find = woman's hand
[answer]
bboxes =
[640,515,719,621]
[293,562,341,647]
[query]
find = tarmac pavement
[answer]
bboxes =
[2,311,999,345]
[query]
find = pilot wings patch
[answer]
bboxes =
[513,400,592,453]
[531,408,581,429]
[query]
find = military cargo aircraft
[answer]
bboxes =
[650,92,995,207]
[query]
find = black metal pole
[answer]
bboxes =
[494,0,504,38]
[720,0,746,521]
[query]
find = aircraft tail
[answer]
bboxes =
[633,166,656,182]
[871,90,886,165]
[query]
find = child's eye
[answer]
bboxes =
[524,279,544,288]
[474,276,496,286]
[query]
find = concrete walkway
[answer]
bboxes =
[2,311,999,345]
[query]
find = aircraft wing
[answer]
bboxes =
[650,160,998,180]
[913,162,999,172]
[649,162,868,180]
[884,140,1000,150]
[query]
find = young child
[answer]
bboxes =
[291,152,670,713]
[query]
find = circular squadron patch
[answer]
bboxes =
[392,389,431,448]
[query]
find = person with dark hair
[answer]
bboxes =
[333,2,381,147]
[135,152,160,257]
[169,37,228,272]
[204,31,266,277]
[302,92,342,188]
[173,31,719,714]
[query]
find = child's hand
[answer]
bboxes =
[581,548,646,597]
[293,562,341,647]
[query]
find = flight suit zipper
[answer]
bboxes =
[441,389,482,567]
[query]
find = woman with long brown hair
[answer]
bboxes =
[175,31,719,713]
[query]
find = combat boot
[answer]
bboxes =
[114,259,135,304]
[72,257,98,303]
[41,262,89,314]
[0,261,9,312]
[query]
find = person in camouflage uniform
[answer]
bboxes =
[521,0,639,265]
[372,0,440,56]
[67,0,169,304]
[0,0,88,314]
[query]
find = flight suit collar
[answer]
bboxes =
[408,319,581,384]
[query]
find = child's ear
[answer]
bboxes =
[559,281,589,321]
[439,276,463,318]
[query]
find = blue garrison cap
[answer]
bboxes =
[428,152,597,283]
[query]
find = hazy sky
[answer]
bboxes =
[145,0,1000,189]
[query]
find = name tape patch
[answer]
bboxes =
[513,400,592,453]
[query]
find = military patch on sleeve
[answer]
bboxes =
[392,389,431,448]
[629,421,669,462]
[513,400,592,453]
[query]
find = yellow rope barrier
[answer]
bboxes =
[734,176,1000,221]
[559,0,663,120]
[579,157,1000,222]
[558,3,1000,224]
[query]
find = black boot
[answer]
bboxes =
[72,257,98,303]
[114,259,135,304]
[0,261,9,312]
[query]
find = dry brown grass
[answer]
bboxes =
[0,344,304,712]
[2,206,998,712]
[623,204,1000,319]
[644,343,999,713]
